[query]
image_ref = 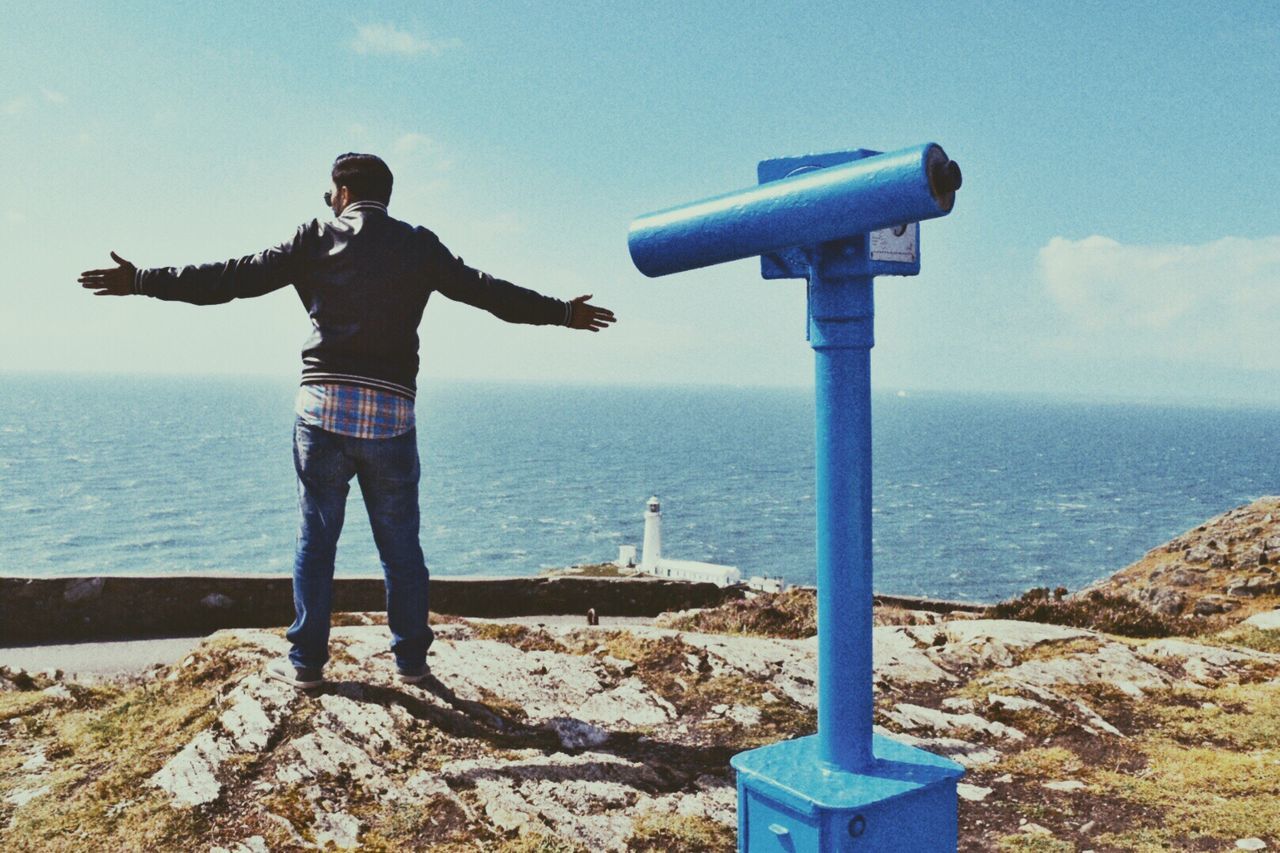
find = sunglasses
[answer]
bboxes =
[323,191,333,207]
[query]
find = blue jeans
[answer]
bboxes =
[286,418,433,672]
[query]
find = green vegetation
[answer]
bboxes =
[628,813,735,852]
[0,636,256,852]
[469,622,570,653]
[661,588,817,638]
[986,588,1201,638]
[995,835,1074,853]
[539,562,633,578]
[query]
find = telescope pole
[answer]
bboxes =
[810,269,876,773]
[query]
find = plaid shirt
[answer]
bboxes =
[294,383,414,439]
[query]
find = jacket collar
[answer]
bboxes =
[340,200,388,217]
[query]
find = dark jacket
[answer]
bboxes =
[133,201,570,399]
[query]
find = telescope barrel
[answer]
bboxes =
[628,143,959,278]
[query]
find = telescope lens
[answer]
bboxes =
[930,159,962,195]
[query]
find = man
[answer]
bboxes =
[78,153,616,689]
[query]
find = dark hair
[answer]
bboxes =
[331,153,393,204]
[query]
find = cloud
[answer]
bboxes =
[392,132,433,155]
[3,96,29,116]
[350,23,459,57]
[40,88,66,104]
[1039,234,1280,369]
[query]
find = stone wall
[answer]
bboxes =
[0,575,741,643]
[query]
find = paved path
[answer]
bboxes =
[0,637,205,681]
[0,615,656,681]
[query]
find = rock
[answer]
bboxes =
[1078,820,1096,834]
[1020,822,1053,836]
[316,693,403,753]
[148,729,234,806]
[987,693,1051,714]
[219,676,296,752]
[20,751,47,772]
[1225,576,1278,597]
[1000,639,1170,698]
[957,783,992,801]
[940,696,976,712]
[1148,587,1186,615]
[885,702,1025,741]
[1185,545,1214,564]
[442,751,659,850]
[210,837,270,853]
[874,626,956,684]
[1043,780,1087,792]
[577,677,677,727]
[879,727,1001,768]
[1245,609,1280,630]
[431,639,611,723]
[672,631,820,705]
[1194,596,1228,616]
[1237,839,1267,851]
[63,577,105,603]
[601,655,636,674]
[40,684,72,702]
[5,785,51,807]
[549,717,610,749]
[724,704,762,726]
[312,811,362,849]
[201,593,234,609]
[277,729,389,791]
[942,619,1094,651]
[1141,638,1280,684]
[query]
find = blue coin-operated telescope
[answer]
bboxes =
[629,143,966,852]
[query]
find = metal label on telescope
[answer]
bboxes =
[870,222,918,263]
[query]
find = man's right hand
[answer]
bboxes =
[78,251,137,296]
[567,294,616,332]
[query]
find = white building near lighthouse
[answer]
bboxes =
[635,496,741,587]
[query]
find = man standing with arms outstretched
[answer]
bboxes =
[78,153,616,688]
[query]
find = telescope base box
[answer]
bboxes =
[732,733,964,852]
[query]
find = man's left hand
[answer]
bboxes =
[568,294,616,332]
[78,251,137,296]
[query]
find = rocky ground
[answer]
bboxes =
[2,501,1280,851]
[1082,496,1280,623]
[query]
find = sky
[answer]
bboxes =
[3,1,1278,405]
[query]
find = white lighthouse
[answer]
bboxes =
[640,496,662,571]
[632,496,742,587]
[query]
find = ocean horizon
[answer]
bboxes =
[2,372,1277,604]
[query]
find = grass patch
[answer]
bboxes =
[469,623,569,653]
[496,832,587,852]
[995,835,1073,852]
[0,638,263,852]
[1087,827,1176,852]
[992,746,1082,779]
[1145,681,1280,749]
[1094,739,1280,844]
[1015,636,1105,663]
[540,562,633,578]
[627,813,735,852]
[661,589,816,639]
[1209,624,1280,654]
[986,588,1201,638]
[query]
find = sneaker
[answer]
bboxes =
[266,658,324,689]
[397,663,431,685]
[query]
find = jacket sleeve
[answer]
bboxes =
[423,230,570,326]
[135,223,312,306]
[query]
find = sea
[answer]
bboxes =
[2,374,1278,604]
